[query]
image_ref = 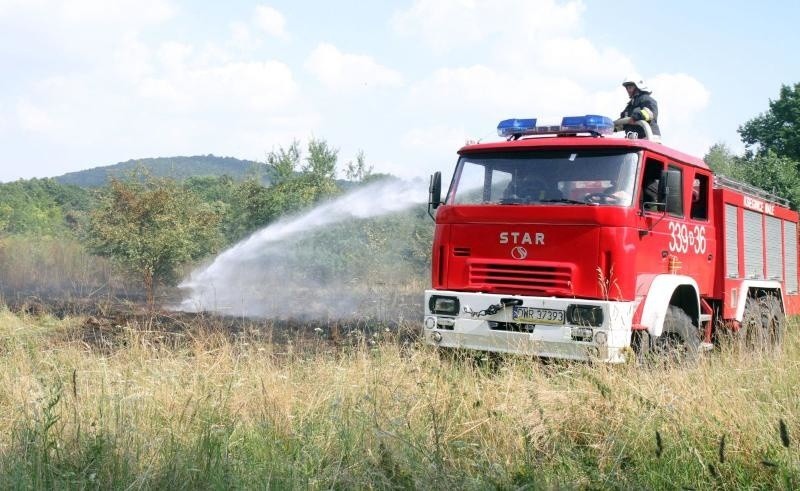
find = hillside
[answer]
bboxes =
[54,155,272,188]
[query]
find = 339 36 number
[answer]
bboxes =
[668,222,706,254]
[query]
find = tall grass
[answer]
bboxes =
[0,235,120,299]
[0,308,797,489]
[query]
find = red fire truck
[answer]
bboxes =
[424,115,798,362]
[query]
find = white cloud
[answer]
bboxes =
[0,0,716,182]
[16,99,56,133]
[408,65,597,119]
[0,0,175,38]
[0,0,177,76]
[0,1,312,179]
[111,34,153,80]
[156,41,194,70]
[0,0,175,25]
[647,73,711,156]
[497,37,635,87]
[58,0,175,25]
[228,21,262,52]
[649,73,710,125]
[4,20,310,174]
[393,0,637,129]
[138,60,299,113]
[405,65,712,164]
[394,0,713,161]
[404,125,471,150]
[253,5,287,39]
[392,0,584,53]
[305,43,404,91]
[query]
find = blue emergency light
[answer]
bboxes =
[496,118,537,137]
[497,114,614,138]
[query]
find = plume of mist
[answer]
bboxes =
[174,178,429,319]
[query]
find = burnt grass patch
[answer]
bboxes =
[2,290,423,355]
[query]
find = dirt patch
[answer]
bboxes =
[3,292,422,355]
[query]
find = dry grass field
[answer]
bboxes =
[0,305,798,489]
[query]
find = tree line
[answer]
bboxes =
[705,83,800,207]
[0,138,430,304]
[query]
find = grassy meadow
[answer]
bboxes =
[0,307,798,489]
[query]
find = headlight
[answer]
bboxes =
[429,295,460,315]
[594,331,608,345]
[567,304,604,327]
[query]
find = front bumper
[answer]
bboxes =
[424,290,636,363]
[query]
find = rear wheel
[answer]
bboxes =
[736,296,785,352]
[739,297,764,350]
[652,305,701,364]
[760,295,785,350]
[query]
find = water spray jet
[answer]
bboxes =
[174,178,428,318]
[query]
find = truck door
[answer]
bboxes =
[686,171,714,294]
[635,158,714,293]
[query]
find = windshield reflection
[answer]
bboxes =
[449,150,640,207]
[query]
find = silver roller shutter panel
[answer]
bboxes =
[785,220,798,293]
[725,204,739,278]
[743,209,764,279]
[766,215,783,280]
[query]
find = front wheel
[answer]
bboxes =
[652,305,701,364]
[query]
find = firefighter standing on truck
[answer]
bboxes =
[615,77,661,139]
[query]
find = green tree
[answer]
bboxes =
[344,150,373,182]
[737,151,800,208]
[87,173,222,305]
[739,83,800,160]
[266,140,301,185]
[0,204,11,234]
[184,175,241,241]
[226,138,342,237]
[0,178,91,235]
[230,177,277,237]
[304,137,339,200]
[704,143,743,178]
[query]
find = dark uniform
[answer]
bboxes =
[621,90,660,138]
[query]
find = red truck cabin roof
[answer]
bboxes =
[458,135,710,172]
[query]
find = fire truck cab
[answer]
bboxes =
[424,115,798,362]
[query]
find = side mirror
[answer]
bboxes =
[659,169,682,214]
[428,171,442,219]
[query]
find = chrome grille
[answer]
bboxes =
[469,260,572,294]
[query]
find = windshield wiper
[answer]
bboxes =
[539,198,596,205]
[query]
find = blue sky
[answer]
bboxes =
[1,0,799,182]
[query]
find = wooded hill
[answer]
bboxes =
[54,155,272,188]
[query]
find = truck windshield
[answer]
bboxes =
[448,150,640,206]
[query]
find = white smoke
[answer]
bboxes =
[174,178,428,317]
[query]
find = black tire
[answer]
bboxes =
[760,295,785,349]
[738,297,764,350]
[652,305,701,364]
[630,329,651,364]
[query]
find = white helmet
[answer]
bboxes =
[622,77,651,93]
